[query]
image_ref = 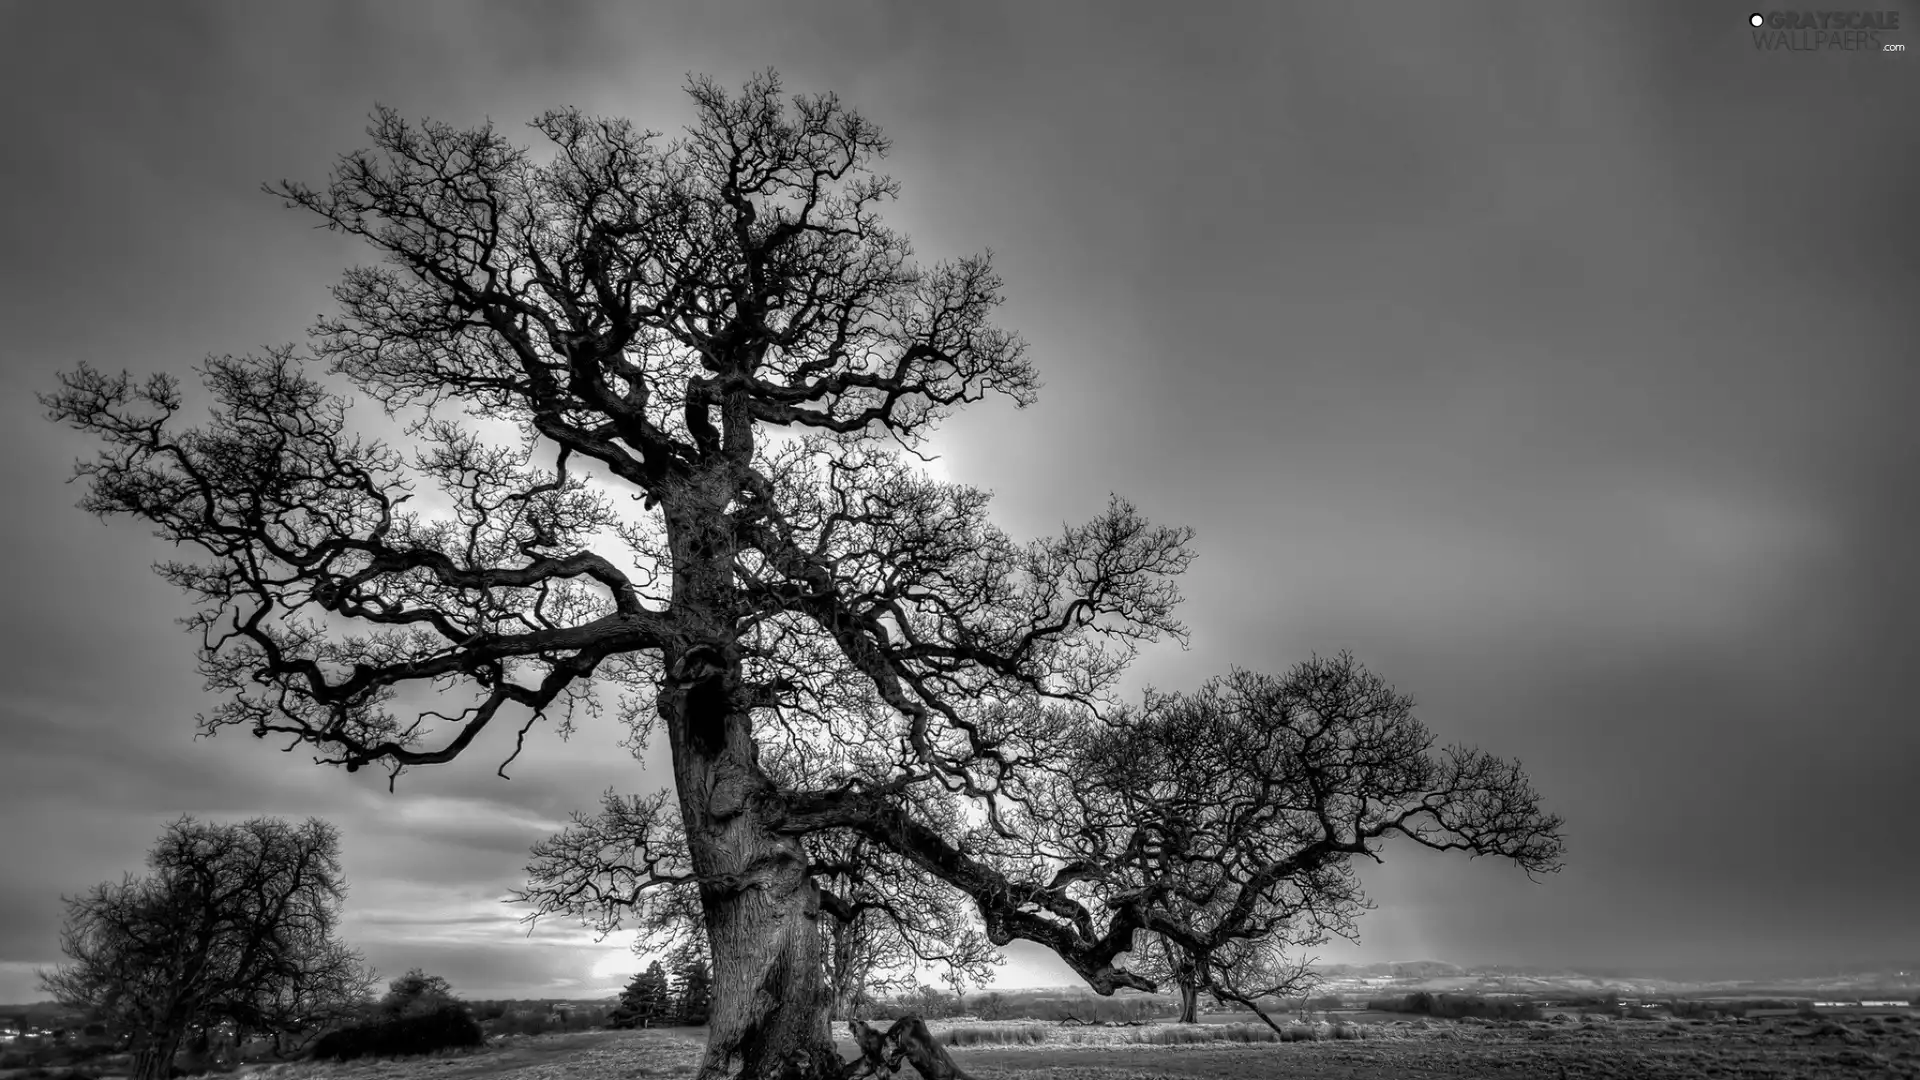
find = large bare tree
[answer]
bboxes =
[38,817,378,1080]
[43,72,1559,1078]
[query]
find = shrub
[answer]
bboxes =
[309,1003,484,1062]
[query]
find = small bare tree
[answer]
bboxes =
[1048,653,1564,1035]
[38,817,378,1080]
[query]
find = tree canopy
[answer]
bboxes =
[610,961,672,1029]
[378,968,460,1017]
[38,816,377,1080]
[1050,655,1563,1027]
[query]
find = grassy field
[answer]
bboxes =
[9,1011,1917,1080]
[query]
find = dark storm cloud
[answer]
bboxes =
[1,0,1912,1000]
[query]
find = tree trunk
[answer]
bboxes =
[697,867,838,1079]
[129,1026,185,1080]
[1177,979,1199,1024]
[666,643,841,1079]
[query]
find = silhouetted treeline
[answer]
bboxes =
[1365,992,1542,1021]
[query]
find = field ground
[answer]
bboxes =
[8,1011,1918,1080]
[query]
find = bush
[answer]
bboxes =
[309,1003,484,1062]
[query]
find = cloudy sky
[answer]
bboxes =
[1,1,1913,1003]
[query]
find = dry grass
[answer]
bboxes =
[1116,1021,1376,1045]
[14,1011,1920,1080]
[938,1024,1051,1047]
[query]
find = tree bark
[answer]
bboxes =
[697,867,839,1079]
[667,647,840,1078]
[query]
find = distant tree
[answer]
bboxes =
[379,968,459,1018]
[1122,932,1207,1023]
[674,958,714,1027]
[1058,655,1563,1034]
[36,816,379,1080]
[908,985,952,1021]
[611,962,672,1029]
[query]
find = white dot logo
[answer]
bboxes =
[1749,12,1765,25]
